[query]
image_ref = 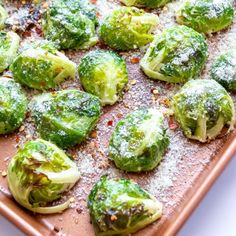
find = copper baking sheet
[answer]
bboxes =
[0,1,236,236]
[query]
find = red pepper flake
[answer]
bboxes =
[96,11,101,18]
[76,208,83,214]
[159,98,170,107]
[53,226,60,233]
[116,113,123,119]
[107,120,113,126]
[111,215,117,221]
[35,26,43,36]
[15,135,20,143]
[22,31,31,38]
[130,57,140,64]
[97,41,108,49]
[91,130,97,138]
[168,116,179,130]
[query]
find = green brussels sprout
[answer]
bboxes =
[62,0,97,24]
[42,0,98,49]
[0,5,8,29]
[176,0,234,34]
[99,7,159,51]
[88,176,162,236]
[140,25,208,83]
[172,79,235,142]
[0,31,20,73]
[7,139,80,214]
[30,90,101,149]
[10,42,76,90]
[121,0,172,8]
[211,51,236,92]
[0,77,27,135]
[78,50,128,105]
[109,108,169,172]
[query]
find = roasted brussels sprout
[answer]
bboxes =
[99,7,159,51]
[0,31,20,73]
[109,108,169,172]
[176,0,234,34]
[62,0,97,24]
[172,79,235,142]
[30,90,101,149]
[7,139,80,214]
[42,0,98,49]
[211,51,236,92]
[121,0,172,8]
[10,42,76,90]
[78,50,128,105]
[88,176,162,236]
[140,25,208,83]
[0,5,8,29]
[0,77,27,135]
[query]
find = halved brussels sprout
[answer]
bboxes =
[176,0,234,34]
[99,7,159,51]
[78,50,128,105]
[0,31,20,73]
[140,25,208,83]
[7,139,80,214]
[211,51,236,92]
[10,42,76,90]
[42,0,98,49]
[109,108,169,172]
[0,5,8,29]
[88,176,162,236]
[30,90,101,149]
[121,0,172,8]
[172,79,235,142]
[0,77,27,135]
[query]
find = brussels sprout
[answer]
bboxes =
[0,5,8,29]
[176,0,234,34]
[109,108,169,172]
[0,77,27,135]
[78,50,128,105]
[88,176,162,236]
[7,139,80,214]
[62,0,97,24]
[42,0,98,49]
[30,90,101,149]
[0,31,20,73]
[211,51,236,92]
[140,25,208,83]
[10,42,76,90]
[172,79,235,142]
[99,7,159,51]
[121,0,172,8]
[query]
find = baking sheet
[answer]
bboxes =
[0,0,236,235]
